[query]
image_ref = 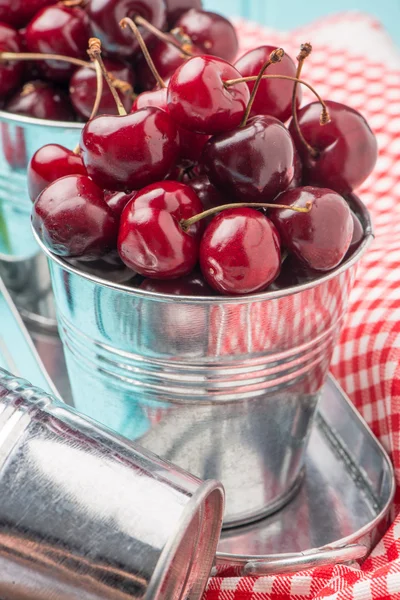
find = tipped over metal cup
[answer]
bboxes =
[0,367,224,600]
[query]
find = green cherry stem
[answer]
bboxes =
[180,201,312,231]
[120,17,166,89]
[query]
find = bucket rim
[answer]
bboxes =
[0,109,84,130]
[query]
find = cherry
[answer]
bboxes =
[166,0,202,27]
[5,80,75,120]
[25,5,91,82]
[0,0,56,28]
[288,100,378,195]
[140,270,214,295]
[131,86,167,111]
[270,186,354,271]
[104,190,137,220]
[202,115,295,203]
[80,107,180,191]
[118,206,199,278]
[347,211,364,255]
[234,46,302,123]
[199,207,281,295]
[128,180,204,238]
[167,55,250,135]
[87,0,166,58]
[174,9,238,63]
[28,144,87,202]
[32,174,119,259]
[69,58,135,120]
[0,23,24,97]
[289,147,303,188]
[187,175,227,211]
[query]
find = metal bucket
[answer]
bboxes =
[35,194,373,528]
[0,110,82,329]
[0,367,224,600]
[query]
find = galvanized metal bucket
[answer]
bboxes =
[35,194,373,528]
[0,367,224,600]
[0,110,82,329]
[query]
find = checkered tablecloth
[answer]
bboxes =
[203,12,400,600]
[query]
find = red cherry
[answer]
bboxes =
[32,174,118,259]
[347,211,364,255]
[289,147,303,188]
[202,115,295,202]
[166,0,202,26]
[87,0,166,58]
[234,46,302,123]
[288,101,378,195]
[28,144,87,202]
[174,9,238,62]
[80,107,180,191]
[25,5,91,82]
[0,23,24,97]
[70,58,135,120]
[131,86,168,111]
[118,206,199,278]
[187,174,227,211]
[140,270,214,294]
[167,55,250,135]
[5,80,75,120]
[270,186,354,271]
[0,0,56,28]
[104,190,137,220]
[199,207,281,295]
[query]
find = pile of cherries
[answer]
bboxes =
[22,0,377,296]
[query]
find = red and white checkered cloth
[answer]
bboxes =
[203,11,400,600]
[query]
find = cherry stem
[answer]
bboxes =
[291,43,319,158]
[241,48,284,127]
[89,60,104,121]
[180,201,312,231]
[226,74,330,127]
[62,0,86,6]
[120,17,166,89]
[87,38,127,117]
[134,15,194,57]
[0,51,92,69]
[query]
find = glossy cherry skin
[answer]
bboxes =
[200,207,281,295]
[346,211,364,256]
[0,23,24,97]
[187,175,227,211]
[25,6,91,82]
[166,0,202,26]
[28,144,87,202]
[174,9,238,62]
[70,59,135,120]
[234,46,301,123]
[118,206,199,278]
[87,0,166,58]
[32,175,119,259]
[270,186,354,272]
[104,190,137,220]
[5,80,75,120]
[288,101,378,195]
[0,0,56,28]
[140,270,214,294]
[167,55,250,135]
[131,86,168,111]
[80,107,180,191]
[203,115,295,203]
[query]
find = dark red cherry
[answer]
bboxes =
[5,80,75,120]
[70,58,135,120]
[288,101,378,195]
[140,270,214,294]
[289,147,303,188]
[118,206,199,278]
[80,107,180,191]
[203,115,295,203]
[174,9,238,62]
[347,211,364,254]
[87,0,166,58]
[128,180,204,238]
[136,39,192,92]
[32,174,119,259]
[131,86,168,111]
[104,190,137,220]
[200,207,281,295]
[28,144,87,202]
[234,46,302,123]
[187,174,227,211]
[0,23,24,97]
[166,0,202,26]
[25,5,91,82]
[270,186,354,271]
[167,55,250,135]
[0,0,56,28]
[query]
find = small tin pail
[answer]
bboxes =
[36,194,373,528]
[0,110,82,329]
[0,367,224,600]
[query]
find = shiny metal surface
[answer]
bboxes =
[35,195,373,528]
[216,376,394,574]
[0,368,224,599]
[0,110,82,327]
